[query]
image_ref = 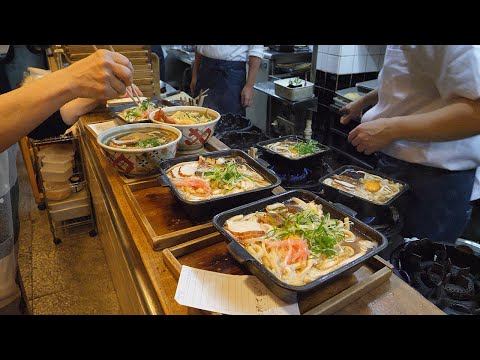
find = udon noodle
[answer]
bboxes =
[323,170,403,204]
[166,156,271,201]
[224,197,377,286]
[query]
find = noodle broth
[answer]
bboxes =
[106,129,178,149]
[223,196,378,286]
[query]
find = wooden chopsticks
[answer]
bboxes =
[92,45,142,106]
[196,88,209,107]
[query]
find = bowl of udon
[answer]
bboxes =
[97,123,182,176]
[149,106,220,153]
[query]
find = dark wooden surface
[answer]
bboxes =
[79,112,445,315]
[131,185,198,236]
[165,234,394,314]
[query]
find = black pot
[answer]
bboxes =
[212,189,388,303]
[158,149,281,222]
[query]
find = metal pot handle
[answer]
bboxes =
[256,158,271,169]
[226,241,253,265]
[157,174,169,187]
[331,202,358,218]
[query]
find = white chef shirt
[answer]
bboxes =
[362,45,480,175]
[195,45,264,62]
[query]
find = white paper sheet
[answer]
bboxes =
[87,121,118,137]
[174,266,300,315]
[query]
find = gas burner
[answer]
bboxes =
[269,164,309,183]
[266,161,327,190]
[258,151,333,191]
[391,239,480,315]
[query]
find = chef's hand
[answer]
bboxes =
[64,49,134,100]
[241,84,254,107]
[340,99,364,125]
[348,118,396,155]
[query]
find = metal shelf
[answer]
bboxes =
[31,135,97,244]
[55,215,93,229]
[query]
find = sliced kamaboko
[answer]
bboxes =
[178,162,198,177]
[169,164,182,178]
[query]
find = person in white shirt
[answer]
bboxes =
[0,49,137,313]
[190,45,263,115]
[340,45,480,244]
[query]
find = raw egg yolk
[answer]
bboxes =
[364,180,381,192]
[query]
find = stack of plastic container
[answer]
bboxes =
[38,143,91,221]
[48,188,91,222]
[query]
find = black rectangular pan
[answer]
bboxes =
[318,165,409,207]
[212,189,388,303]
[159,149,282,221]
[256,135,330,166]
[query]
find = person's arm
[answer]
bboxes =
[241,55,261,107]
[190,49,201,96]
[60,98,104,126]
[27,111,69,140]
[60,82,143,126]
[340,89,378,124]
[0,49,134,152]
[348,97,480,155]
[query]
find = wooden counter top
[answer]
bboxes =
[78,112,444,315]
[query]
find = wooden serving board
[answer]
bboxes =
[123,180,217,251]
[162,232,393,315]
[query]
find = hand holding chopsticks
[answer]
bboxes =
[92,45,142,106]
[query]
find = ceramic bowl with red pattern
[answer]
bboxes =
[97,123,182,176]
[150,106,220,153]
